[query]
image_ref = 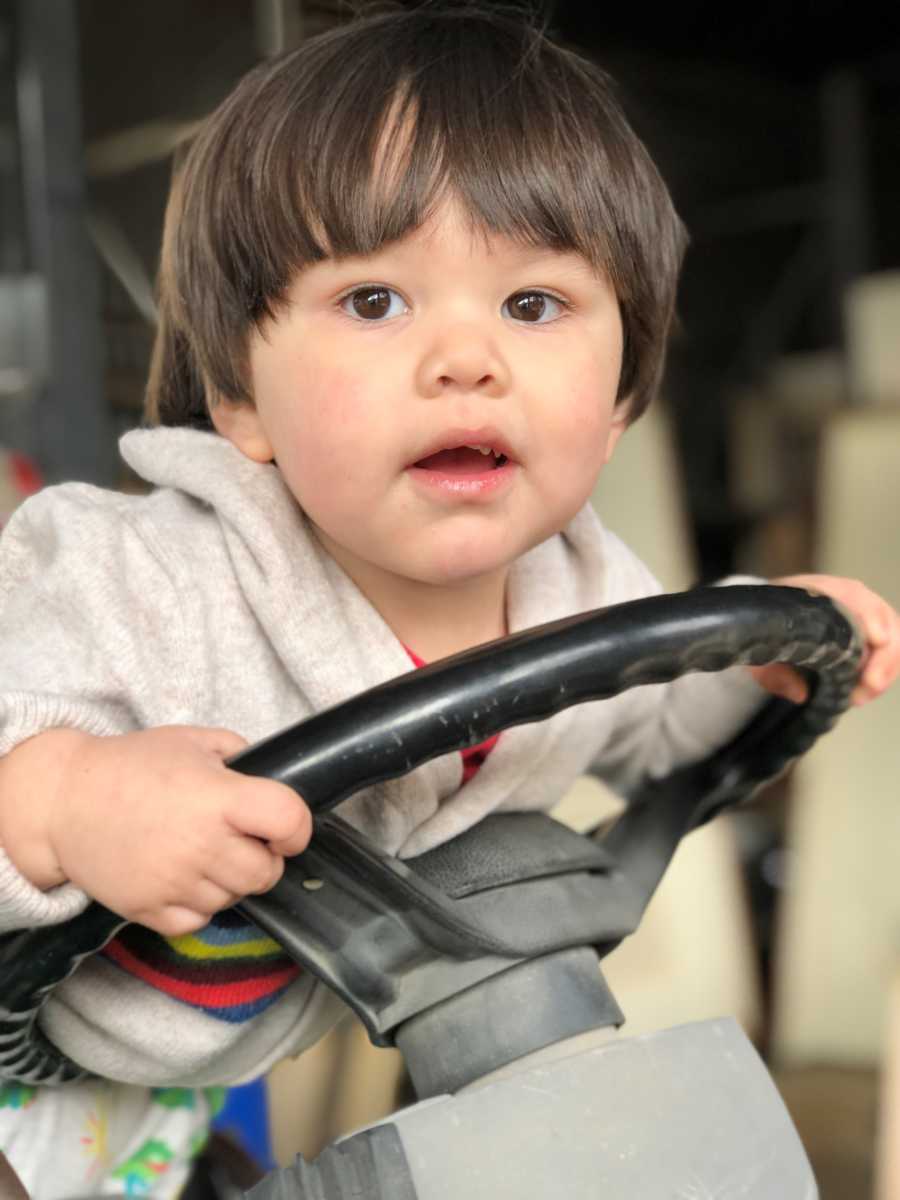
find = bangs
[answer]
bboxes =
[239,12,663,304]
[161,6,685,420]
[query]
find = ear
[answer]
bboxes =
[209,398,274,463]
[603,398,632,464]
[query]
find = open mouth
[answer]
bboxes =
[414,445,510,474]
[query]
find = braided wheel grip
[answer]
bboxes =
[0,586,863,1084]
[613,593,862,819]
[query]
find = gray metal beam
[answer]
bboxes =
[15,0,114,484]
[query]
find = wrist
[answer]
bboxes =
[0,727,97,890]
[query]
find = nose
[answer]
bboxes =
[415,323,511,399]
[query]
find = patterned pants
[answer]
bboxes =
[0,1080,225,1199]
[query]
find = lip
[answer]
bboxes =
[405,426,518,502]
[407,459,517,500]
[407,426,516,468]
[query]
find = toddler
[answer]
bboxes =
[0,6,898,1196]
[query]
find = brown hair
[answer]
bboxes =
[146,4,687,428]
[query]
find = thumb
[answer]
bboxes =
[748,663,809,704]
[175,725,250,760]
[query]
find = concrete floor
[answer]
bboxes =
[775,1067,880,1199]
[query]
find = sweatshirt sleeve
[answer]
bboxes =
[587,530,769,797]
[0,485,189,931]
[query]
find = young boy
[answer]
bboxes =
[0,6,897,1195]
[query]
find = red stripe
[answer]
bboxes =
[460,733,500,781]
[107,931,287,982]
[404,644,500,779]
[104,938,300,1008]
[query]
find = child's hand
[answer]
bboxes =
[749,575,900,706]
[0,725,311,937]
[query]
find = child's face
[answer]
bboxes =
[214,197,627,596]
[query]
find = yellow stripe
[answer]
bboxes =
[165,932,283,960]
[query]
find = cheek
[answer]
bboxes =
[308,368,369,430]
[566,338,622,445]
[269,364,367,457]
[553,378,620,464]
[268,367,385,515]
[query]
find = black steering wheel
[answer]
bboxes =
[0,585,861,1091]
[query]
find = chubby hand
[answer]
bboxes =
[750,575,900,706]
[0,725,311,937]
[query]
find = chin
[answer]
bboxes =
[415,549,516,588]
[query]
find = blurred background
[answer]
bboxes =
[0,1,898,1196]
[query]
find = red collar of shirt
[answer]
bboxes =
[404,645,499,782]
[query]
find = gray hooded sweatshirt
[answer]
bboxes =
[0,426,763,1085]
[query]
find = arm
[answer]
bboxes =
[0,724,311,937]
[0,486,310,935]
[0,484,337,1084]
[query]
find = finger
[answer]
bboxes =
[208,838,284,897]
[856,634,900,699]
[184,877,241,915]
[131,879,238,935]
[226,779,312,850]
[836,587,898,654]
[855,612,887,653]
[241,854,284,896]
[852,681,880,706]
[137,905,213,938]
[853,643,898,702]
[267,832,311,858]
[860,597,900,648]
[858,648,883,692]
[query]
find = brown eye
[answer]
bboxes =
[504,291,565,324]
[352,288,390,319]
[509,292,546,322]
[344,286,405,321]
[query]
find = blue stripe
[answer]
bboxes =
[193,987,295,1024]
[191,918,269,948]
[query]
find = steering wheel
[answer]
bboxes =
[0,585,861,1098]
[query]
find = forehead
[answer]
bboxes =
[328,194,607,281]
